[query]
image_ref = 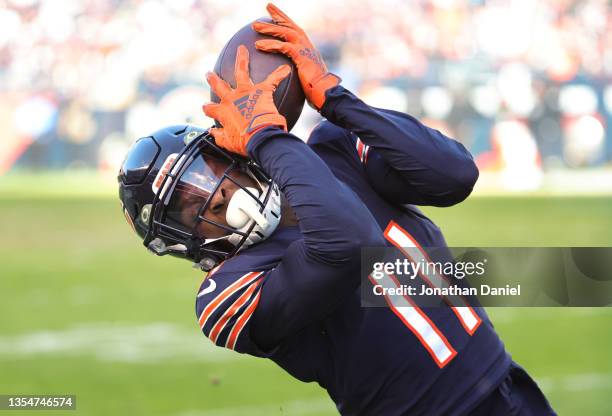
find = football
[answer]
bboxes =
[211,17,306,131]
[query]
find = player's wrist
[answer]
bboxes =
[244,113,287,139]
[307,72,341,111]
[246,125,293,160]
[317,83,348,119]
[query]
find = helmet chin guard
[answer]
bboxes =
[191,183,282,271]
[226,184,282,250]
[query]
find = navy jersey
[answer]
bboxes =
[195,86,511,416]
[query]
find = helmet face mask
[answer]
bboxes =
[118,124,281,271]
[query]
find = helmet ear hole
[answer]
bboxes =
[139,204,152,225]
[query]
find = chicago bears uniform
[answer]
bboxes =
[195,85,551,415]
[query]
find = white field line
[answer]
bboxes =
[0,323,239,363]
[174,397,335,416]
[1,322,610,393]
[537,373,612,393]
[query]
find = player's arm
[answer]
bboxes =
[321,87,479,206]
[253,3,478,207]
[246,127,383,351]
[202,44,384,354]
[196,130,384,355]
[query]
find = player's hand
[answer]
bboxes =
[252,3,340,111]
[203,44,290,156]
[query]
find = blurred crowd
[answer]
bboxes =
[1,0,612,189]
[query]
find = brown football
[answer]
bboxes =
[210,17,305,131]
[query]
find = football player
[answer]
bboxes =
[118,4,555,415]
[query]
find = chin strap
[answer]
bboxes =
[225,183,282,250]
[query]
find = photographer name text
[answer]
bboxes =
[372,284,521,297]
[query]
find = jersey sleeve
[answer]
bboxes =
[195,269,267,356]
[318,85,480,207]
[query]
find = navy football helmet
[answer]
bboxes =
[118,124,281,271]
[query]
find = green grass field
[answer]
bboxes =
[1,181,611,415]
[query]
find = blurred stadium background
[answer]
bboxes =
[1,0,611,415]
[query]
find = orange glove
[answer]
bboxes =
[252,3,340,111]
[203,44,290,156]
